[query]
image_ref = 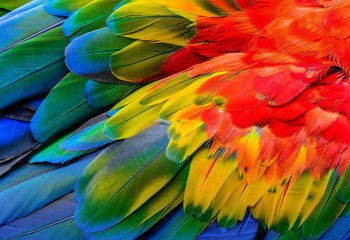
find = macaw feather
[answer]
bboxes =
[44,0,94,17]
[0,26,70,110]
[0,193,85,240]
[0,151,99,226]
[0,0,45,23]
[142,204,213,240]
[31,73,101,143]
[85,80,140,110]
[110,40,181,82]
[0,4,64,52]
[62,0,123,36]
[60,118,114,152]
[0,118,37,161]
[107,1,194,46]
[30,130,95,164]
[184,147,237,219]
[65,27,134,83]
[75,124,185,233]
[85,163,189,240]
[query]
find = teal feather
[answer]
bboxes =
[30,130,95,164]
[0,4,64,52]
[31,73,102,143]
[75,124,186,233]
[0,151,99,225]
[85,80,140,109]
[60,119,114,151]
[44,0,93,17]
[0,193,84,240]
[0,0,45,23]
[0,26,70,110]
[62,0,123,36]
[65,27,134,83]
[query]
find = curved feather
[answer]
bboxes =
[0,0,45,23]
[44,0,94,17]
[0,26,70,110]
[0,193,84,240]
[31,73,101,143]
[85,80,140,109]
[65,27,134,83]
[0,118,37,161]
[0,4,65,53]
[62,0,123,36]
[107,1,194,46]
[75,124,186,233]
[0,151,99,225]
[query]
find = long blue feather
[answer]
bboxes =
[0,0,45,23]
[65,27,134,83]
[0,117,37,161]
[0,4,64,53]
[0,151,100,225]
[0,193,84,240]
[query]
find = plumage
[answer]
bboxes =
[3,0,350,239]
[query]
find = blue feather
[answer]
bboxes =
[0,4,65,53]
[60,119,114,151]
[0,117,37,161]
[65,27,134,83]
[0,193,84,240]
[0,0,45,23]
[0,151,100,225]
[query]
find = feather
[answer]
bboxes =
[75,124,185,233]
[0,0,45,23]
[74,142,122,202]
[0,149,33,177]
[60,119,114,151]
[110,40,181,83]
[62,0,123,36]
[2,107,35,122]
[184,147,237,219]
[0,0,34,11]
[85,80,140,109]
[0,151,99,225]
[0,118,37,162]
[0,193,84,240]
[0,4,65,53]
[0,26,70,110]
[31,73,102,143]
[44,0,93,17]
[107,1,193,46]
[30,130,95,164]
[141,204,213,240]
[85,162,189,240]
[21,98,44,112]
[65,27,134,83]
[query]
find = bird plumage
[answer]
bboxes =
[1,0,350,239]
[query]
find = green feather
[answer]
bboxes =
[107,1,193,46]
[85,80,140,109]
[0,4,64,52]
[65,27,135,83]
[87,162,190,240]
[336,165,350,203]
[0,0,33,11]
[44,0,94,17]
[31,73,102,143]
[0,26,69,110]
[110,40,181,82]
[30,130,95,164]
[75,124,186,233]
[63,0,123,36]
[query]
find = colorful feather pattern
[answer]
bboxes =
[2,0,350,239]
